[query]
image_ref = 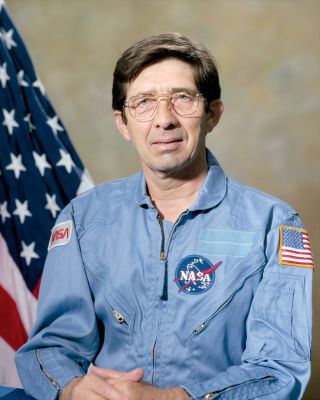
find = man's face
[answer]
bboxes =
[114,58,223,178]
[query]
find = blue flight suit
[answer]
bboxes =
[15,150,313,400]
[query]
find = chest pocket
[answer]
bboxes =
[184,248,266,383]
[245,271,310,362]
[80,237,136,370]
[103,278,136,370]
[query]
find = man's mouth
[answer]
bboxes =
[152,137,183,145]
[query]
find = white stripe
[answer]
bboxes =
[282,256,313,264]
[282,250,312,257]
[76,169,94,196]
[0,337,22,387]
[0,233,37,334]
[282,246,311,254]
[282,251,313,260]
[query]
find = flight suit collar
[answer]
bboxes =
[135,149,227,211]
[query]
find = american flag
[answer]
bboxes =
[0,1,93,386]
[280,226,314,268]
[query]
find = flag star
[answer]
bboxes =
[5,153,26,179]
[17,70,29,87]
[20,241,39,266]
[47,115,63,136]
[45,193,61,218]
[33,151,52,176]
[24,113,36,132]
[2,108,19,134]
[0,201,11,223]
[0,62,10,88]
[32,79,45,95]
[13,199,32,224]
[56,149,75,173]
[0,28,17,50]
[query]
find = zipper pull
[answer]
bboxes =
[112,308,127,325]
[193,322,206,334]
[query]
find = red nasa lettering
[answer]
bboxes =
[48,220,72,250]
[51,227,69,243]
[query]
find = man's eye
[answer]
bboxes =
[175,93,192,102]
[135,98,154,109]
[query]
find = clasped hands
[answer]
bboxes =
[59,365,189,400]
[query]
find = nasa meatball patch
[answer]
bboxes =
[48,220,72,251]
[174,255,222,295]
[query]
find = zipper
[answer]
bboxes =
[157,216,168,300]
[191,265,264,336]
[204,376,275,398]
[35,349,58,387]
[157,210,188,301]
[151,341,157,385]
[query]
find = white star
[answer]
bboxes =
[47,115,63,136]
[45,193,60,218]
[0,201,11,223]
[56,149,74,173]
[0,29,17,50]
[2,108,19,134]
[0,0,6,11]
[20,241,39,266]
[5,153,26,179]
[17,70,28,87]
[32,79,45,95]
[0,62,10,88]
[33,151,52,176]
[23,113,36,132]
[13,199,32,224]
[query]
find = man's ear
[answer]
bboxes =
[206,100,224,133]
[114,110,131,142]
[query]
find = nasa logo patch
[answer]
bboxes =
[48,220,72,251]
[174,255,222,295]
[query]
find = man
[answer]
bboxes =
[16,33,313,400]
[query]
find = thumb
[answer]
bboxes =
[121,368,144,382]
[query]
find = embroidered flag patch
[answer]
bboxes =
[280,226,314,268]
[48,220,72,251]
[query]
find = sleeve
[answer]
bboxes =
[15,204,100,400]
[182,213,313,400]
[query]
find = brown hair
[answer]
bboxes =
[112,32,221,113]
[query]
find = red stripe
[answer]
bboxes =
[282,254,313,261]
[0,285,28,350]
[32,276,42,299]
[282,250,313,257]
[282,247,312,255]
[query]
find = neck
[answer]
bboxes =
[144,162,208,223]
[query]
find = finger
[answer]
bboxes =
[102,381,131,400]
[90,366,125,380]
[91,366,144,383]
[107,368,144,385]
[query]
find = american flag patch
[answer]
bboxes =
[280,226,314,268]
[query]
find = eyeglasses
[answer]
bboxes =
[123,92,204,121]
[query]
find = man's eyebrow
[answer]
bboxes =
[130,87,198,98]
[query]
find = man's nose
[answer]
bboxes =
[153,98,178,129]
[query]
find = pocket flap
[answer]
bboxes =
[184,247,266,336]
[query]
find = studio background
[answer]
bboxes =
[6,0,319,398]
